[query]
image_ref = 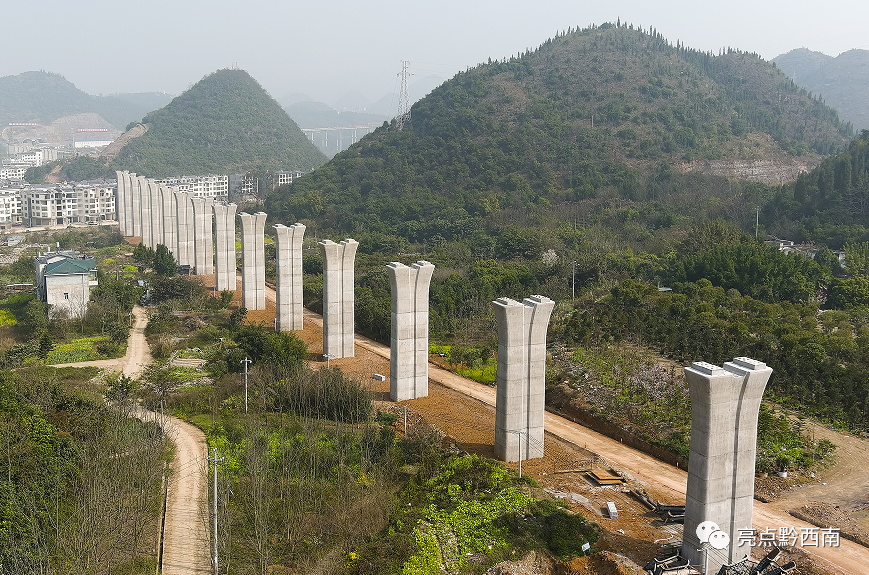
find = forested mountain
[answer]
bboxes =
[764,131,869,246]
[0,71,158,129]
[111,69,327,177]
[266,23,851,240]
[774,48,869,131]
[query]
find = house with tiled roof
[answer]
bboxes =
[35,251,98,318]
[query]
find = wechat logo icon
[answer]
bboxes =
[697,520,730,550]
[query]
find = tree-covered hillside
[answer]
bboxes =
[765,131,869,246]
[0,71,156,129]
[266,23,850,238]
[111,69,327,177]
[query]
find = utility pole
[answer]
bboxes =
[208,448,225,575]
[241,357,252,414]
[571,260,577,299]
[755,207,760,239]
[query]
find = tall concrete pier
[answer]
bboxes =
[387,261,435,401]
[191,197,213,275]
[160,184,177,255]
[131,173,142,238]
[274,223,306,330]
[492,295,554,462]
[239,212,267,310]
[115,171,128,235]
[174,192,194,267]
[138,176,153,247]
[149,180,164,249]
[681,357,772,572]
[320,239,358,359]
[213,203,238,291]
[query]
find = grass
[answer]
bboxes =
[46,336,109,363]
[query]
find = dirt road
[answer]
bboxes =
[160,417,211,575]
[51,306,211,574]
[49,305,151,376]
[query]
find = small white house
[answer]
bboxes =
[35,251,98,318]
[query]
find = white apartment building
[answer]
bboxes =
[0,189,23,226]
[0,165,28,180]
[22,181,116,226]
[271,170,304,190]
[1,148,59,168]
[155,175,229,199]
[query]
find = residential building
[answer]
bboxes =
[271,170,304,191]
[35,251,98,318]
[0,188,23,227]
[155,175,229,199]
[0,165,28,180]
[22,180,116,226]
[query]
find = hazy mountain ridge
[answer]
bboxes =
[0,71,164,129]
[774,48,869,131]
[110,69,327,177]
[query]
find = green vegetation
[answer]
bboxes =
[762,132,869,247]
[25,156,114,183]
[0,367,168,574]
[111,69,327,177]
[268,24,849,242]
[563,276,868,428]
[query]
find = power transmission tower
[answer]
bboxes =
[208,448,225,575]
[396,60,412,130]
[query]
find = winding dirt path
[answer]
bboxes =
[50,305,151,375]
[50,306,211,574]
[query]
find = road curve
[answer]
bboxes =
[50,305,211,574]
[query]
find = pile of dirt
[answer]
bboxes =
[755,475,793,502]
[790,502,869,547]
[559,551,644,575]
[485,551,556,574]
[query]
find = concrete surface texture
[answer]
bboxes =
[161,184,178,256]
[387,260,435,401]
[492,295,554,462]
[681,358,772,572]
[115,171,127,235]
[239,212,267,310]
[123,171,136,237]
[174,192,194,267]
[129,172,141,238]
[149,180,164,249]
[190,197,214,275]
[213,203,237,291]
[319,238,358,358]
[274,223,306,330]
[137,176,152,246]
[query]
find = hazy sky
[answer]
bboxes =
[5,0,868,106]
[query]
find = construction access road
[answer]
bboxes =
[289,302,867,575]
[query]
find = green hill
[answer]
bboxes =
[111,69,327,177]
[0,71,157,129]
[764,130,869,247]
[266,23,851,239]
[774,48,869,132]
